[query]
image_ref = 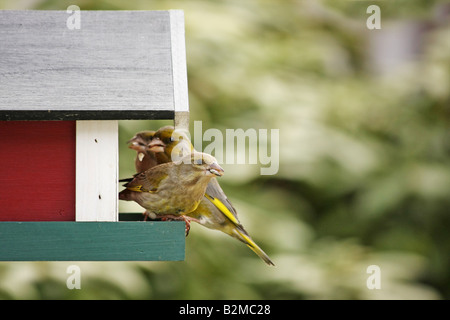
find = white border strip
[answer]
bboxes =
[169,10,190,114]
[76,120,118,222]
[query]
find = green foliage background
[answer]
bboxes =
[0,0,449,299]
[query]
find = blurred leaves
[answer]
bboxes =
[1,0,449,299]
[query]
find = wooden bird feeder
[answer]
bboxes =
[0,10,189,261]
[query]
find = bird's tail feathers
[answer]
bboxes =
[234,226,275,266]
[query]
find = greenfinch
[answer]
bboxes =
[125,130,159,220]
[127,130,158,173]
[119,151,224,229]
[147,126,275,266]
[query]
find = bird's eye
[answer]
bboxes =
[193,158,203,165]
[170,136,175,142]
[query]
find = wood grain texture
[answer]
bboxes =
[0,221,185,261]
[0,10,189,120]
[76,120,118,222]
[0,121,76,221]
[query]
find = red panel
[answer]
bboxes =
[0,121,75,221]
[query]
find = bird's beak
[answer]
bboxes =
[208,163,224,177]
[127,137,141,151]
[148,138,165,153]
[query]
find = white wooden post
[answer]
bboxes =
[170,10,190,132]
[76,120,118,221]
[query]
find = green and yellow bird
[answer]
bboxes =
[119,151,224,227]
[147,126,275,266]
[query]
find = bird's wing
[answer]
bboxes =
[123,163,170,193]
[204,178,241,226]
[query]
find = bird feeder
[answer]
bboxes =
[0,10,189,261]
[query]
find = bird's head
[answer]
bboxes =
[149,126,193,161]
[177,152,224,177]
[127,131,155,153]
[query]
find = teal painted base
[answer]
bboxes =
[0,221,185,261]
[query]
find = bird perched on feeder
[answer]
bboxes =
[146,126,275,266]
[119,151,224,230]
[125,130,159,221]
